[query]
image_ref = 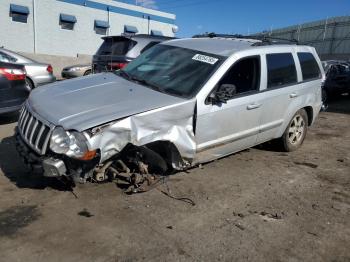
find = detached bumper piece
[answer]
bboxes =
[42,158,67,177]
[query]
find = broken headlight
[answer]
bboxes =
[50,127,90,159]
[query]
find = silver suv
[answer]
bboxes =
[16,35,324,184]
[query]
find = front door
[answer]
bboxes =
[195,56,263,163]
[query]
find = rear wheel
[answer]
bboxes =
[25,77,34,91]
[281,109,308,152]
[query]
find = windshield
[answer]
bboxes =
[117,44,224,98]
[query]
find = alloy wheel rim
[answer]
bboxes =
[288,114,305,145]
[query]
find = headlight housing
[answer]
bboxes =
[50,127,94,160]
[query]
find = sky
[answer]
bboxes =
[121,0,350,37]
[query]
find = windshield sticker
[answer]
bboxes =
[192,54,219,65]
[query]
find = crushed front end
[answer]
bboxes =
[16,104,100,183]
[15,99,197,187]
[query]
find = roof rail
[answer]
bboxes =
[192,32,299,45]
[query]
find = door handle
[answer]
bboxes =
[290,93,298,98]
[247,103,262,110]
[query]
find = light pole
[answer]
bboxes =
[32,0,36,53]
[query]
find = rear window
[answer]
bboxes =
[297,52,321,80]
[140,41,161,54]
[96,38,137,56]
[267,53,297,88]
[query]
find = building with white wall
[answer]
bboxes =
[0,0,176,57]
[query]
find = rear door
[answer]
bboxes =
[257,50,322,143]
[257,52,300,143]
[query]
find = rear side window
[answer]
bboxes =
[96,39,137,56]
[0,52,17,63]
[298,52,321,80]
[140,41,161,54]
[267,53,297,88]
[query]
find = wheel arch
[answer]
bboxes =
[25,76,35,89]
[303,106,314,126]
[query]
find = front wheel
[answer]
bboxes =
[84,70,92,76]
[281,109,308,152]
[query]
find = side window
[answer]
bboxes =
[218,56,261,96]
[267,53,297,88]
[0,52,16,63]
[140,41,161,54]
[297,52,321,80]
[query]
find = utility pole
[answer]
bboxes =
[32,0,36,53]
[107,6,110,36]
[323,17,328,41]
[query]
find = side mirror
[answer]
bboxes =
[210,84,237,105]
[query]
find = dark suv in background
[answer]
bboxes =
[92,34,174,73]
[322,60,350,101]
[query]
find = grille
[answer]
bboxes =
[17,105,53,155]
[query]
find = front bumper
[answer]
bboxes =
[15,131,67,177]
[32,74,56,87]
[16,130,100,181]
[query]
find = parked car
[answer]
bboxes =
[61,64,92,79]
[16,35,323,186]
[0,48,56,90]
[321,60,350,102]
[92,34,175,73]
[0,61,29,115]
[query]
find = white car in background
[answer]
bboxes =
[0,48,56,90]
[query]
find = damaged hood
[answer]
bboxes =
[28,73,185,131]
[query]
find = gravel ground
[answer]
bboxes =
[0,97,349,262]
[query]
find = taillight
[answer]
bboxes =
[47,65,53,74]
[0,68,26,81]
[108,62,128,70]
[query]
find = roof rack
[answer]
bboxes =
[103,34,176,40]
[192,33,299,46]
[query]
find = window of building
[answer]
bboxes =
[267,53,297,88]
[217,56,261,97]
[297,52,321,81]
[151,30,163,36]
[59,14,77,30]
[124,25,138,34]
[94,20,109,35]
[10,4,29,23]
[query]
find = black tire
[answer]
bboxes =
[322,88,328,104]
[25,77,34,91]
[83,70,92,76]
[281,109,308,152]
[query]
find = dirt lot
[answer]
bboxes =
[0,97,349,262]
